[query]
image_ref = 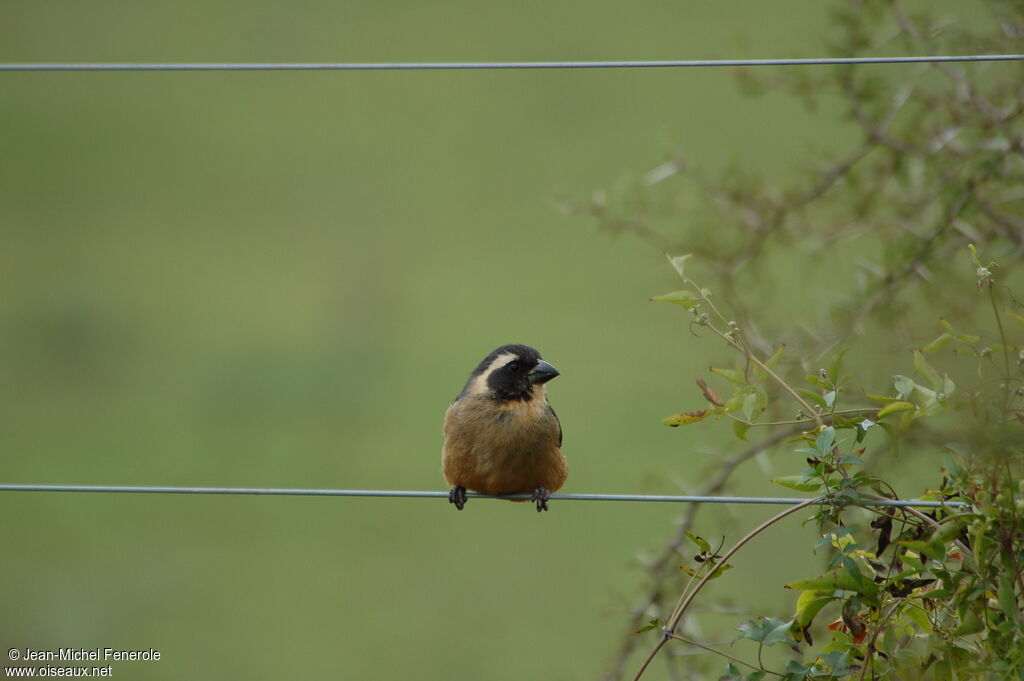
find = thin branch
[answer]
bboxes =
[604,427,799,680]
[632,498,821,681]
[666,633,783,677]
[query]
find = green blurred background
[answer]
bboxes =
[0,2,921,679]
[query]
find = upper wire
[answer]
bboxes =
[1,55,1022,72]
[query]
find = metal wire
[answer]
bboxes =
[1,55,1022,72]
[0,484,966,507]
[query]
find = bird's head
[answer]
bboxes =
[461,344,559,402]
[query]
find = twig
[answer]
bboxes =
[633,498,822,681]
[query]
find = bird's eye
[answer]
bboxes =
[507,361,520,372]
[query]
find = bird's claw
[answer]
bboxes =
[531,487,550,512]
[448,485,467,510]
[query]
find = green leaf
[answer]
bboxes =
[684,531,711,555]
[932,518,967,544]
[720,663,742,681]
[707,563,734,580]
[771,475,821,492]
[815,426,836,455]
[905,604,932,633]
[893,649,921,669]
[805,373,829,389]
[998,576,1019,623]
[1007,311,1024,327]
[663,410,709,427]
[736,617,794,646]
[894,375,915,399]
[786,569,878,598]
[922,332,953,354]
[953,611,984,636]
[711,366,746,384]
[680,563,733,579]
[827,348,849,384]
[754,345,786,381]
[968,242,981,267]
[792,590,835,632]
[878,422,901,456]
[742,391,757,420]
[782,660,811,681]
[738,387,767,421]
[732,419,749,441]
[913,350,943,391]
[651,290,699,310]
[761,618,795,645]
[841,556,864,586]
[877,401,915,419]
[855,419,873,443]
[666,253,692,278]
[900,540,946,562]
[797,388,827,407]
[633,617,661,634]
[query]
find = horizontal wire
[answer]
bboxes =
[0,484,966,508]
[1,55,1022,72]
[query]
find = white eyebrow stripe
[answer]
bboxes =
[470,352,518,395]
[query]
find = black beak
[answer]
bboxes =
[528,359,560,384]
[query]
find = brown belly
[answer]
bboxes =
[442,401,567,496]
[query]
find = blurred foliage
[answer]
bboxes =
[593,4,1024,680]
[645,248,1022,680]
[575,2,1024,365]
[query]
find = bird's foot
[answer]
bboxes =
[531,487,551,512]
[448,485,468,511]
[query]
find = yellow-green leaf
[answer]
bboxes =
[922,333,953,354]
[711,366,746,384]
[663,410,708,427]
[633,617,661,635]
[877,401,915,419]
[953,611,984,636]
[1008,311,1024,327]
[683,563,733,580]
[792,589,836,630]
[913,350,943,391]
[667,253,693,278]
[651,290,699,310]
[772,475,821,492]
[786,569,878,597]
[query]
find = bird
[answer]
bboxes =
[442,344,567,512]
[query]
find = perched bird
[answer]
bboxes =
[442,344,567,512]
